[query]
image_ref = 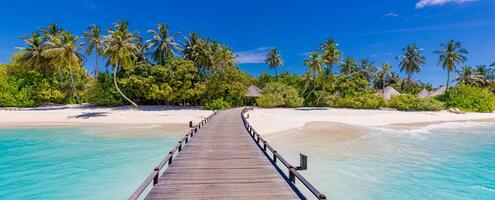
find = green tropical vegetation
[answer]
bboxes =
[1,22,495,112]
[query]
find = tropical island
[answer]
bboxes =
[1,1,495,199]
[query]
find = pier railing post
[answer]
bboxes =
[168,152,173,165]
[289,166,296,183]
[153,167,159,185]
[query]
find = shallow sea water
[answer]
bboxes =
[266,122,495,200]
[0,126,182,200]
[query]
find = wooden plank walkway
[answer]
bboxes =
[144,108,299,200]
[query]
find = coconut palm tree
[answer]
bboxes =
[146,24,181,65]
[304,52,324,80]
[359,59,377,85]
[304,52,325,105]
[434,40,468,90]
[265,48,284,79]
[212,44,235,71]
[13,32,51,74]
[182,32,199,61]
[82,25,102,76]
[340,57,357,75]
[397,44,425,80]
[319,38,342,74]
[42,31,85,104]
[377,62,393,95]
[102,21,140,108]
[455,66,484,86]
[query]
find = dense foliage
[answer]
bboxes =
[2,22,495,113]
[436,85,495,112]
[388,95,444,111]
[256,82,303,108]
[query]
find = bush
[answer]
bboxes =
[82,73,124,106]
[204,98,232,110]
[388,94,444,111]
[435,85,495,112]
[330,93,385,109]
[256,82,303,108]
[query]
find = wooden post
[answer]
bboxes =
[296,153,307,170]
[178,142,182,152]
[263,141,267,151]
[273,151,277,163]
[289,166,296,183]
[189,121,193,128]
[153,167,159,185]
[185,134,189,143]
[168,152,173,165]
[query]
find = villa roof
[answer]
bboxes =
[245,85,263,97]
[427,86,446,97]
[418,89,430,98]
[379,86,401,100]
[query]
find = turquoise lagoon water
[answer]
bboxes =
[266,122,495,200]
[0,126,182,200]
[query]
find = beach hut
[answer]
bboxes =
[379,86,401,100]
[427,86,446,97]
[245,85,263,105]
[418,89,430,98]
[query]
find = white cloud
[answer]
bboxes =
[382,12,399,18]
[235,47,270,64]
[416,0,476,9]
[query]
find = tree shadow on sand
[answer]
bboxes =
[68,112,108,119]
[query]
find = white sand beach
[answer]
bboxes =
[0,104,213,128]
[246,108,495,138]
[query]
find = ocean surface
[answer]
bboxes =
[0,126,182,200]
[266,122,495,200]
[1,123,494,200]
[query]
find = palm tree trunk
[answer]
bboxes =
[275,67,278,81]
[68,66,81,104]
[57,66,63,90]
[446,71,450,90]
[113,65,139,108]
[95,51,99,77]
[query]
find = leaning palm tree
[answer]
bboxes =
[82,25,103,76]
[182,32,199,61]
[304,52,325,105]
[146,24,181,65]
[42,31,85,104]
[455,66,484,86]
[319,38,342,74]
[264,48,284,78]
[212,44,235,71]
[397,44,425,80]
[377,62,393,95]
[434,40,468,90]
[13,32,51,74]
[340,57,357,75]
[102,21,140,108]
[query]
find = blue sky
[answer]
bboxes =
[0,0,494,86]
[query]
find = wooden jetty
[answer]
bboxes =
[129,108,326,200]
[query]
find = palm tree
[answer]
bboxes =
[42,31,85,104]
[182,32,199,61]
[340,57,357,75]
[475,65,493,86]
[434,40,468,90]
[212,44,235,71]
[377,62,393,95]
[13,32,50,74]
[359,59,377,85]
[82,25,102,76]
[304,52,324,80]
[146,24,181,65]
[397,44,425,80]
[304,52,325,105]
[455,66,484,86]
[264,48,284,78]
[319,38,342,74]
[102,21,140,108]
